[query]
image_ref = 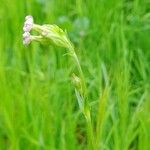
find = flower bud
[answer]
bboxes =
[72,73,81,89]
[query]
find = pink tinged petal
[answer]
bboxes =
[23,32,30,38]
[25,19,33,25]
[23,36,31,45]
[23,16,34,32]
[25,15,33,21]
[23,37,31,45]
[23,24,32,32]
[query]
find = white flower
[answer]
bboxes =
[23,32,31,45]
[23,15,34,45]
[23,32,30,38]
[23,15,34,32]
[25,15,33,21]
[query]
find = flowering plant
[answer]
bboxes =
[23,15,73,49]
[23,15,94,149]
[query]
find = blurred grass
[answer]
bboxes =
[0,0,150,149]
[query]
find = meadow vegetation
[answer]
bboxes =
[0,0,150,149]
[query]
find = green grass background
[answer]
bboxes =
[0,0,150,149]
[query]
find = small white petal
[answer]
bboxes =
[25,19,33,25]
[23,24,32,32]
[25,15,33,21]
[23,15,34,32]
[23,32,30,38]
[23,37,31,45]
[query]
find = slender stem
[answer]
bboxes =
[72,52,87,97]
[68,45,95,149]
